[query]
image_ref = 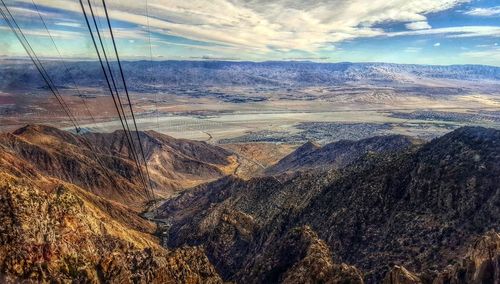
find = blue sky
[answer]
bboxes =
[1,0,500,66]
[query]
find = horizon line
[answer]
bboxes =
[1,56,500,68]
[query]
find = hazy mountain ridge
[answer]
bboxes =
[156,126,500,283]
[2,60,500,91]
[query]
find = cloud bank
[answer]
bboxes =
[2,0,500,65]
[12,0,474,52]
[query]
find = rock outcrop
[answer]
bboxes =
[383,231,500,284]
[383,266,422,284]
[239,225,364,284]
[0,170,222,283]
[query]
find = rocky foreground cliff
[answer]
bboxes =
[0,125,499,283]
[0,125,233,282]
[0,147,222,282]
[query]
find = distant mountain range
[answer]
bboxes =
[1,60,500,91]
[0,125,499,283]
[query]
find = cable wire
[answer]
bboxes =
[102,0,156,202]
[30,0,122,185]
[31,0,97,128]
[145,0,159,131]
[0,0,79,132]
[87,0,153,199]
[79,0,151,198]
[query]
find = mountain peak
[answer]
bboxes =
[420,126,500,158]
[445,125,500,141]
[11,124,81,146]
[13,124,60,135]
[298,140,321,151]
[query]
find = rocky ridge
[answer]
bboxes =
[266,135,420,174]
[0,124,237,210]
[156,126,500,283]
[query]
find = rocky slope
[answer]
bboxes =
[0,124,236,210]
[84,129,238,192]
[383,231,500,284]
[1,124,498,283]
[156,126,500,283]
[0,146,222,283]
[266,135,420,174]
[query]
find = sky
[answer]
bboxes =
[0,0,500,66]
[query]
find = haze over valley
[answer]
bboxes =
[1,60,499,144]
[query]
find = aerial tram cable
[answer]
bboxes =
[144,0,159,131]
[30,0,122,185]
[79,0,151,198]
[0,0,80,133]
[87,0,153,200]
[102,0,156,202]
[86,0,135,139]
[0,1,78,130]
[145,0,160,208]
[31,0,97,128]
[80,0,150,198]
[2,1,122,188]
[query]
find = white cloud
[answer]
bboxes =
[434,42,441,47]
[55,22,81,28]
[7,6,50,18]
[388,26,500,38]
[464,6,500,17]
[461,47,500,63]
[476,43,498,48]
[0,26,83,39]
[405,21,431,30]
[12,0,471,52]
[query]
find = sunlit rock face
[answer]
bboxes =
[0,124,236,210]
[0,171,222,283]
[0,125,227,283]
[383,231,500,284]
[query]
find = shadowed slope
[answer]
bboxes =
[266,135,421,174]
[157,126,500,283]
